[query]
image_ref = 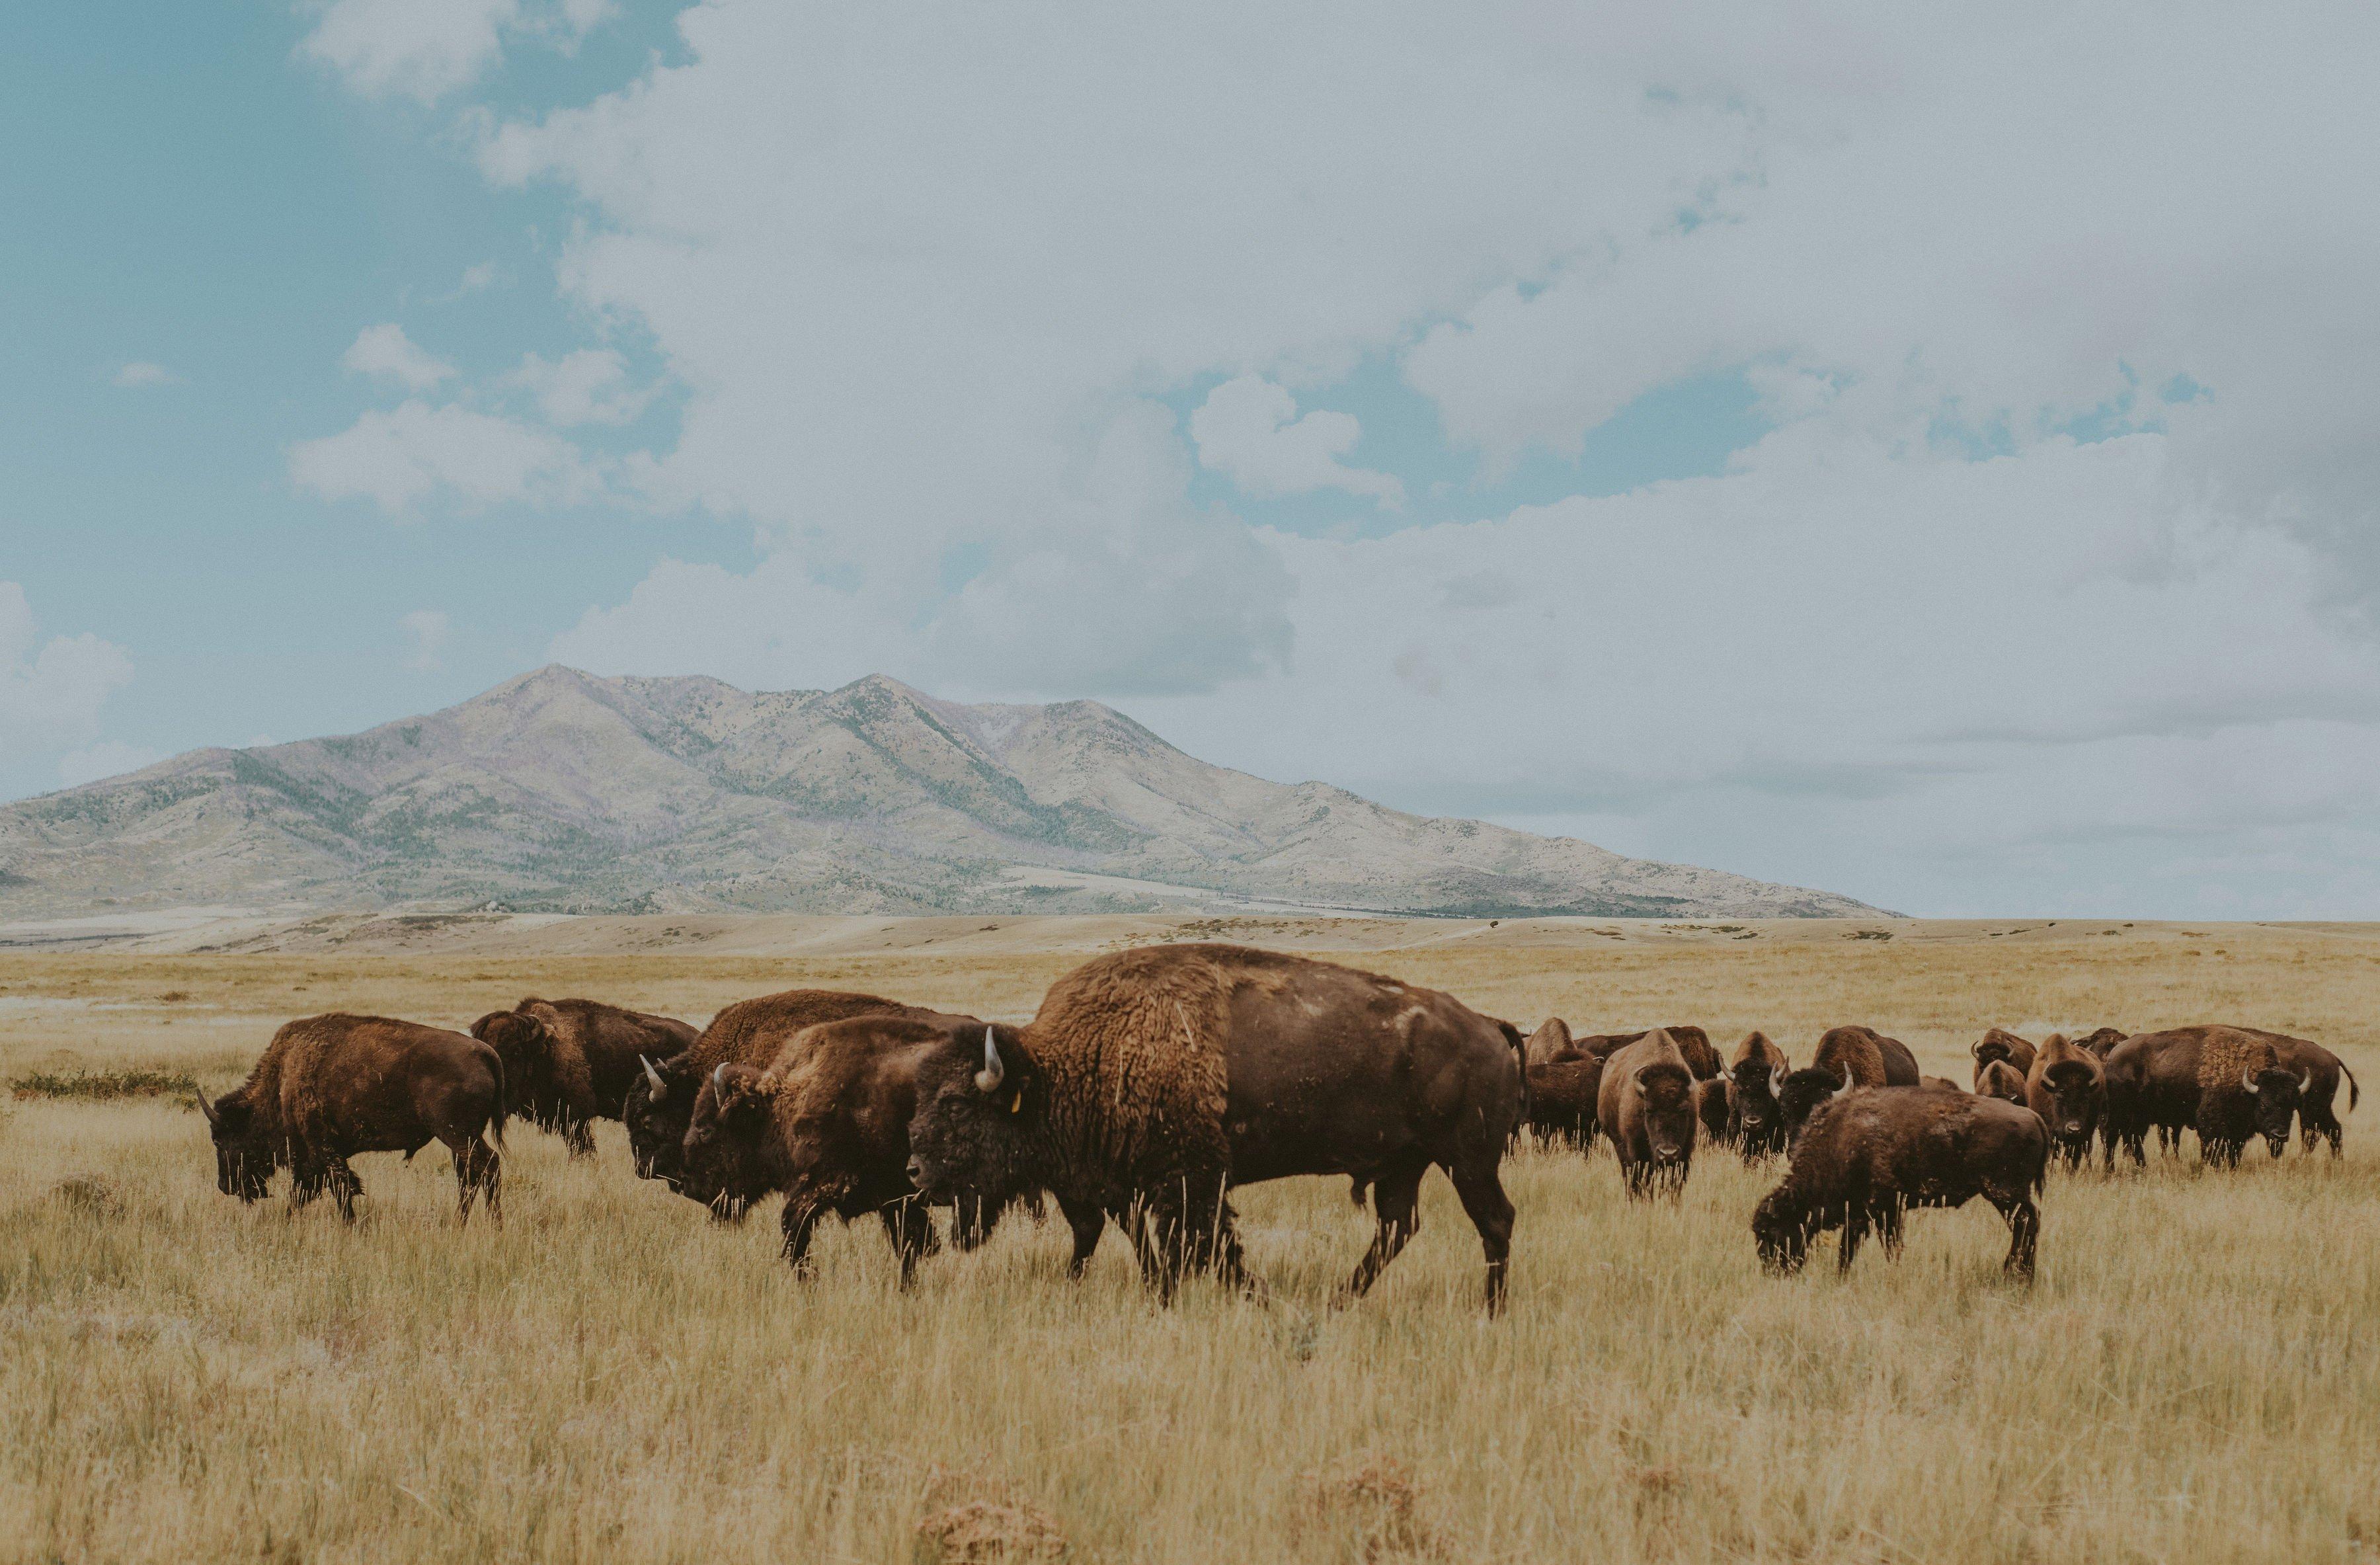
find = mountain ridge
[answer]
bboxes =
[0,666,1888,920]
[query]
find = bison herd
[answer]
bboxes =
[193,943,2358,1310]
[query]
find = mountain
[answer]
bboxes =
[0,667,1884,920]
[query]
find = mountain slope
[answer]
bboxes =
[0,667,1885,918]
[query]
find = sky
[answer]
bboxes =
[6,2,2380,918]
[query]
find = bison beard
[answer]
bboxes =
[1752,1088,2047,1280]
[1722,1032,1790,1161]
[196,1014,506,1223]
[903,943,1525,1314]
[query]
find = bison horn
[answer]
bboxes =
[194,1084,218,1125]
[2241,1066,2259,1094]
[711,1063,730,1100]
[641,1055,668,1101]
[2299,1068,2314,1094]
[1835,1070,1856,1096]
[976,1027,1005,1094]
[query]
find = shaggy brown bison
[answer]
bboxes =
[1971,1028,2038,1086]
[679,1012,1023,1285]
[2071,1027,2128,1059]
[1696,1076,1733,1148]
[1775,1025,1921,1141]
[1722,1031,1790,1159]
[624,988,934,1191]
[197,1014,505,1223]
[1752,1087,2047,1280]
[469,997,697,1156]
[2102,1026,2320,1166]
[1599,1029,1698,1197]
[1521,1018,1604,1148]
[1975,1059,2028,1105]
[904,943,1525,1312]
[2026,1034,2106,1170]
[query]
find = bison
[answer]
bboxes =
[1752,1086,2047,1280]
[1776,1025,1921,1141]
[2025,1033,2106,1171]
[2071,1027,2128,1059]
[1695,1076,1733,1149]
[469,997,697,1156]
[678,1012,1023,1285]
[1521,1018,1605,1149]
[623,987,935,1192]
[196,1014,505,1223]
[1970,1028,2038,1087]
[2102,1026,2319,1167]
[1574,1025,1721,1080]
[1975,1059,2028,1105]
[1722,1031,1790,1159]
[903,943,1525,1312]
[1599,1028,1698,1197]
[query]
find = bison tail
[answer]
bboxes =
[2344,1062,2361,1112]
[1498,1018,1533,1141]
[487,1053,509,1153]
[1347,1175,1370,1211]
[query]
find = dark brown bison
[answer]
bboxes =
[469,997,697,1156]
[1975,1059,2028,1105]
[1575,1025,1720,1080]
[1775,1025,1921,1141]
[1722,1031,1790,1159]
[623,988,935,1191]
[679,1012,1023,1285]
[1752,1087,2047,1280]
[2227,1028,2357,1156]
[1599,1029,1699,1197]
[196,1014,505,1223]
[1971,1028,2039,1087]
[2071,1027,2128,1059]
[1522,1018,1605,1148]
[2025,1034,2106,1170]
[1696,1076,1733,1148]
[2102,1026,2319,1167]
[903,943,1525,1312]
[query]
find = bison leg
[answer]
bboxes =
[1876,1201,1907,1260]
[560,1112,596,1160]
[780,1201,824,1277]
[452,1135,500,1225]
[1447,1159,1515,1318]
[1341,1155,1428,1303]
[1995,1193,2040,1281]
[1837,1207,1866,1274]
[1136,1170,1244,1303]
[1057,1196,1105,1279]
[327,1158,364,1223]
[879,1200,939,1290]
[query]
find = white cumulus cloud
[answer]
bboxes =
[341,323,455,391]
[111,361,179,389]
[298,0,612,104]
[1189,376,1402,506]
[290,401,600,514]
[506,348,647,426]
[0,583,137,799]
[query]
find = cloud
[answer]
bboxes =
[400,608,451,670]
[0,583,136,798]
[506,348,646,425]
[298,0,611,104]
[341,323,455,391]
[289,400,601,514]
[1189,376,1402,506]
[57,741,163,789]
[111,362,179,389]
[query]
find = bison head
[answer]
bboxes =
[1776,1066,1856,1141]
[905,1025,1038,1216]
[679,1063,773,1217]
[623,1053,697,1185]
[1633,1062,1697,1164]
[194,1084,272,1201]
[1750,1187,1811,1274]
[2035,1060,2102,1144]
[2243,1066,2311,1156]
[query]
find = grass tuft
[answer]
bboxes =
[10,1067,201,1104]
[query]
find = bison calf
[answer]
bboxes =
[1753,1087,2047,1280]
[198,1014,505,1223]
[1598,1028,1698,1197]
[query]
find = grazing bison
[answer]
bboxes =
[1723,1031,1790,1159]
[196,1014,505,1223]
[469,997,697,1156]
[1776,1026,1920,1141]
[2026,1034,2106,1170]
[679,1012,1022,1285]
[1975,1059,2029,1105]
[1575,1026,1721,1080]
[1599,1029,1699,1197]
[1522,1018,1605,1149]
[903,943,1525,1312]
[624,988,934,1191]
[2071,1027,2128,1059]
[1971,1028,2039,1087]
[1752,1087,2047,1280]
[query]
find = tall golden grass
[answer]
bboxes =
[2,919,2375,1563]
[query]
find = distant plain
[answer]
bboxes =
[3,915,2375,1563]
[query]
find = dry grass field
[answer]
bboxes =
[3,914,2376,1564]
